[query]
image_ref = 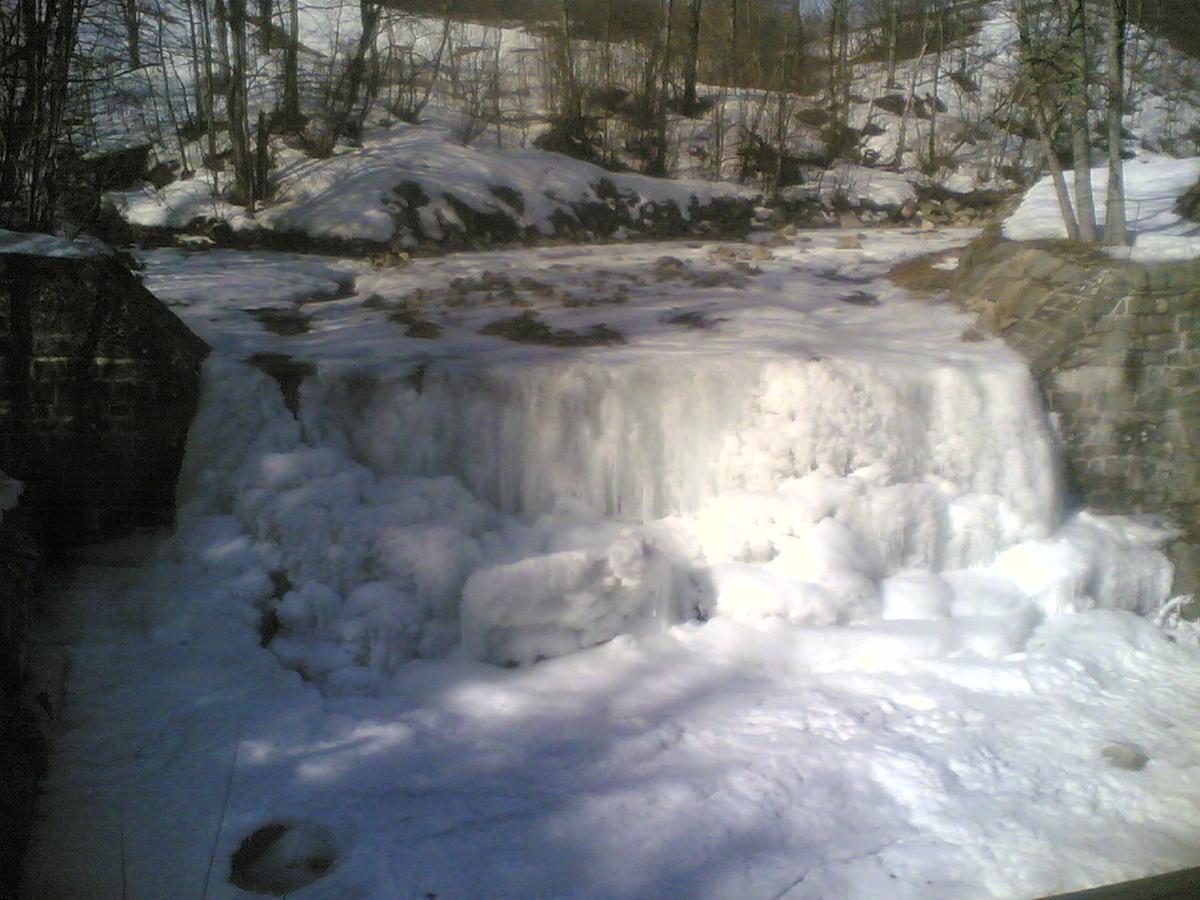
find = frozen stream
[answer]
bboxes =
[23,229,1200,898]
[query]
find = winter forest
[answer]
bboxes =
[3,0,1200,897]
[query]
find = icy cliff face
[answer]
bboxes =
[303,354,1061,543]
[283,347,1074,667]
[160,235,1174,680]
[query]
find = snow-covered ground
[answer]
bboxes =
[22,228,1200,899]
[110,122,755,244]
[86,0,1200,241]
[1004,153,1200,261]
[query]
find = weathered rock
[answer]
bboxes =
[0,253,209,548]
[1175,178,1200,222]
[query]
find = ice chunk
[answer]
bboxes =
[710,563,842,626]
[461,534,698,665]
[880,570,954,621]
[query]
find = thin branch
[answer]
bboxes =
[201,719,242,900]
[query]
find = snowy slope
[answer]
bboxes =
[1004,153,1200,260]
[110,123,756,245]
[86,0,1200,244]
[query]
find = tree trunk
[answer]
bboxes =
[213,0,231,86]
[1069,0,1098,241]
[559,0,580,122]
[727,0,737,75]
[926,5,944,170]
[184,0,206,127]
[1014,0,1080,240]
[893,0,928,169]
[1,0,84,229]
[255,110,270,201]
[682,0,703,114]
[281,0,301,129]
[332,0,383,140]
[1104,0,1129,246]
[196,0,220,173]
[123,0,141,68]
[225,0,255,206]
[836,0,849,119]
[827,0,850,132]
[885,0,899,88]
[258,0,273,51]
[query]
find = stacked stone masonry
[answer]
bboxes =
[0,253,208,548]
[950,233,1200,595]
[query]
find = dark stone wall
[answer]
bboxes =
[0,251,207,893]
[0,253,209,548]
[0,519,44,895]
[947,234,1200,596]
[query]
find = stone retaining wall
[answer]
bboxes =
[947,233,1200,594]
[0,517,45,895]
[0,252,209,891]
[0,253,209,548]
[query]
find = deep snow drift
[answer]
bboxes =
[23,228,1200,899]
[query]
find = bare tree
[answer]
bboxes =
[1104,0,1129,245]
[681,0,703,115]
[1013,0,1080,239]
[1068,0,1097,241]
[884,0,899,88]
[925,0,945,171]
[892,0,930,169]
[280,0,302,130]
[0,0,88,230]
[650,0,675,176]
[827,0,850,136]
[122,0,141,67]
[257,0,272,52]
[225,0,257,204]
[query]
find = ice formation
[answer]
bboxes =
[174,304,1170,677]
[25,231,1198,900]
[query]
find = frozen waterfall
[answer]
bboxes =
[161,238,1173,679]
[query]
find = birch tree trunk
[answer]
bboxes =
[1069,0,1098,241]
[1104,0,1129,246]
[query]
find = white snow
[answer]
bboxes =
[781,163,917,210]
[0,228,110,257]
[22,225,1199,899]
[110,124,755,244]
[1003,153,1200,260]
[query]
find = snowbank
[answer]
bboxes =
[0,228,109,257]
[110,124,756,246]
[1003,154,1200,260]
